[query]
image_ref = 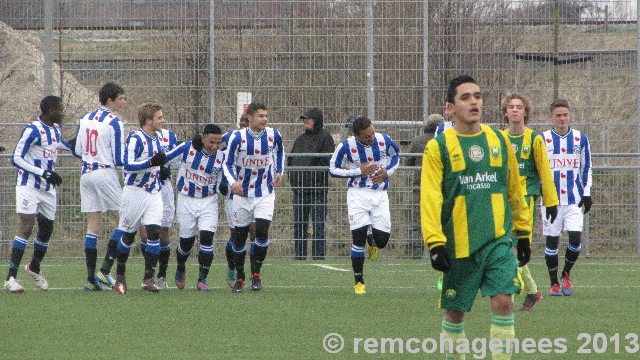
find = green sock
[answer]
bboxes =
[490,313,515,360]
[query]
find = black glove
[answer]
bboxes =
[218,182,229,196]
[545,205,558,224]
[149,152,167,167]
[159,166,171,181]
[67,137,76,150]
[0,146,5,152]
[192,134,204,152]
[429,245,451,272]
[42,170,63,186]
[578,196,592,214]
[516,237,531,267]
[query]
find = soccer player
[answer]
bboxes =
[139,126,178,290]
[329,116,400,295]
[223,101,285,293]
[113,102,180,294]
[541,99,592,296]
[421,75,531,359]
[5,95,71,293]
[219,112,256,288]
[172,124,226,291]
[501,93,559,310]
[73,82,127,291]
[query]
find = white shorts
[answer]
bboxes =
[177,193,219,238]
[80,168,121,213]
[16,186,56,220]
[225,197,235,228]
[118,186,163,233]
[347,187,391,232]
[541,204,584,237]
[230,192,275,227]
[160,183,175,228]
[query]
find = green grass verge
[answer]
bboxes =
[0,258,638,359]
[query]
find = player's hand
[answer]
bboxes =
[42,170,63,186]
[271,173,282,187]
[578,196,592,214]
[67,137,77,150]
[218,182,229,196]
[149,152,167,167]
[545,205,558,224]
[429,245,451,272]
[359,162,378,176]
[516,237,531,267]
[191,134,204,152]
[231,181,243,196]
[159,166,171,180]
[371,167,388,185]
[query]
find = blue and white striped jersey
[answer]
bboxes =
[123,128,182,194]
[74,107,125,174]
[329,132,400,190]
[220,130,236,153]
[541,127,592,205]
[173,141,226,198]
[12,118,71,190]
[434,121,454,137]
[223,127,285,198]
[157,128,179,183]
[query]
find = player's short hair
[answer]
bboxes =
[446,74,477,104]
[239,112,249,128]
[352,116,372,136]
[40,95,62,115]
[99,82,125,106]
[550,99,570,112]
[203,124,222,135]
[501,93,533,124]
[246,102,267,116]
[137,102,163,127]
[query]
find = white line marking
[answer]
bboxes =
[310,264,350,272]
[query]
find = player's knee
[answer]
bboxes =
[567,231,582,247]
[199,231,215,247]
[351,226,368,247]
[255,218,271,241]
[122,232,137,246]
[371,228,390,249]
[233,226,250,246]
[36,217,54,243]
[179,236,196,252]
[545,236,559,249]
[145,224,161,240]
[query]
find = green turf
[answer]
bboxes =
[1,258,638,359]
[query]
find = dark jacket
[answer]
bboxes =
[287,117,335,194]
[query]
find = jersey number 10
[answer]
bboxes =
[85,128,99,156]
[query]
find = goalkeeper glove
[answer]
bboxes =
[429,245,451,272]
[149,152,167,167]
[545,205,558,224]
[192,134,204,152]
[516,237,531,267]
[159,166,171,181]
[42,170,62,186]
[578,196,592,214]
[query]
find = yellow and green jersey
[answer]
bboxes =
[420,124,530,259]
[502,128,559,207]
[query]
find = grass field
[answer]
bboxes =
[1,258,638,359]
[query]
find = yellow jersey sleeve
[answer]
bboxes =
[504,135,532,243]
[420,139,446,250]
[533,134,559,207]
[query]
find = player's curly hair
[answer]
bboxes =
[501,93,533,124]
[137,102,163,127]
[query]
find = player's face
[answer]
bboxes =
[550,106,571,134]
[446,82,482,125]
[203,133,222,154]
[355,124,375,146]
[50,103,65,124]
[109,94,127,112]
[248,109,268,132]
[239,114,249,129]
[505,98,526,125]
[302,117,315,131]
[147,110,165,132]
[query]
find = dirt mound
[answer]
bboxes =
[0,21,98,149]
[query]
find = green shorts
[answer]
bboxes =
[439,234,521,312]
